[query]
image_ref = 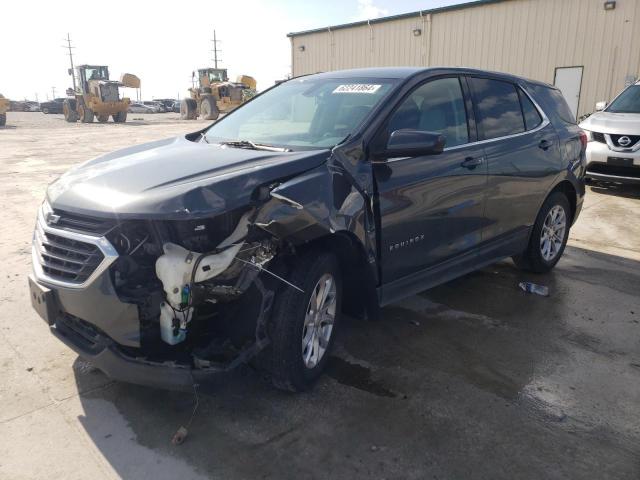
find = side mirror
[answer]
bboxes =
[380,129,446,159]
[595,101,607,111]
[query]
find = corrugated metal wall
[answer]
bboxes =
[290,0,640,117]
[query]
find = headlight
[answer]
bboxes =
[39,199,56,225]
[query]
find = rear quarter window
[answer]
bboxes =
[528,84,576,127]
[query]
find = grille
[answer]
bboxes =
[49,209,116,235]
[609,134,640,148]
[592,132,606,144]
[35,226,105,283]
[56,314,103,353]
[588,163,640,178]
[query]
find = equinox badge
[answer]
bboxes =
[389,234,425,252]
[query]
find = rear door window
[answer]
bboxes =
[470,78,525,139]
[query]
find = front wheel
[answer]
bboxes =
[180,98,198,120]
[78,103,94,123]
[63,99,78,122]
[266,251,341,392]
[199,95,219,120]
[513,191,571,273]
[113,111,127,123]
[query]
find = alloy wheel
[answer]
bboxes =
[301,273,337,369]
[540,205,566,261]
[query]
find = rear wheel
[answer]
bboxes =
[180,98,198,120]
[63,99,78,122]
[513,191,571,273]
[78,103,94,123]
[42,107,49,114]
[199,95,219,120]
[0,113,5,126]
[97,114,109,123]
[266,251,341,392]
[113,111,127,123]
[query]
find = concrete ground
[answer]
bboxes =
[1,112,639,479]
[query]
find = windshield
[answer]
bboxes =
[85,67,108,81]
[203,76,398,149]
[607,85,640,113]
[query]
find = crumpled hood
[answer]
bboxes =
[47,135,330,219]
[580,111,640,134]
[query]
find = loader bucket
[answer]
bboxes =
[120,73,141,88]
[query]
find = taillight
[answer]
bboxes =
[579,130,588,148]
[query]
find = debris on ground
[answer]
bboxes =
[171,426,188,445]
[518,282,549,296]
[171,382,200,446]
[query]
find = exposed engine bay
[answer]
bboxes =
[104,204,297,372]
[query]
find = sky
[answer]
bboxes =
[2,0,469,102]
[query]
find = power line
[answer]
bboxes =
[62,33,76,92]
[210,29,222,68]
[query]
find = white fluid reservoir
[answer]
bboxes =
[160,302,191,345]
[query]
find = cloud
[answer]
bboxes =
[355,0,389,20]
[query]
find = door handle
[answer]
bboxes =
[538,139,552,151]
[461,156,483,169]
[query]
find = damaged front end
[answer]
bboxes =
[31,132,379,391]
[99,206,288,389]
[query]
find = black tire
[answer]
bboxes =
[63,99,78,122]
[78,102,94,123]
[97,114,109,123]
[180,98,198,120]
[513,191,571,273]
[113,111,127,123]
[42,107,49,114]
[0,113,5,126]
[266,251,342,392]
[199,95,219,120]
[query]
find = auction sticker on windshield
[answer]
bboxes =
[333,84,382,94]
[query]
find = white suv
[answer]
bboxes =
[580,81,640,184]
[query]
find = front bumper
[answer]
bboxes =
[29,275,244,391]
[585,140,640,184]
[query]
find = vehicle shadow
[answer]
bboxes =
[72,245,640,480]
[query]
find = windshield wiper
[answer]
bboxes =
[218,140,291,152]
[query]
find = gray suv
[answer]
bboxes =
[29,67,586,391]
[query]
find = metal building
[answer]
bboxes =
[288,0,640,118]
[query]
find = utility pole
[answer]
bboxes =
[51,87,56,99]
[210,29,222,68]
[62,33,77,92]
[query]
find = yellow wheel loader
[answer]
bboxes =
[181,68,256,121]
[0,94,9,127]
[63,65,140,124]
